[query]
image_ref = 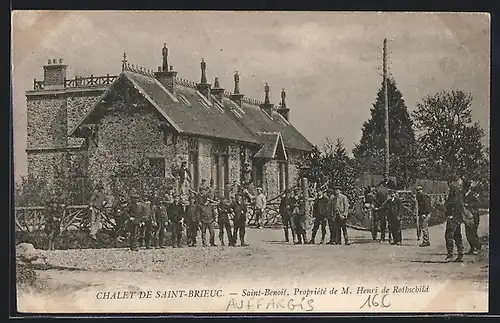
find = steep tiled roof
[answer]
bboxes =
[71,70,314,152]
[221,98,314,151]
[126,72,258,144]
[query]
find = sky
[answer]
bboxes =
[11,11,490,182]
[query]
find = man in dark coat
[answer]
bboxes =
[279,190,295,243]
[138,192,156,249]
[444,186,465,262]
[153,196,168,248]
[126,192,143,251]
[44,196,64,250]
[373,182,390,242]
[293,193,307,244]
[169,195,185,248]
[463,182,481,255]
[377,189,403,245]
[416,186,432,247]
[185,195,200,247]
[113,193,130,244]
[326,188,337,244]
[309,189,329,244]
[218,197,234,246]
[231,193,249,246]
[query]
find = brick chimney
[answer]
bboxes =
[230,71,244,107]
[211,77,225,102]
[43,58,67,88]
[277,88,290,121]
[259,83,274,116]
[154,43,178,94]
[196,58,211,100]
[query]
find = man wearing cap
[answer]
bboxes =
[153,196,169,248]
[331,186,350,245]
[373,181,390,242]
[376,189,403,245]
[126,192,143,251]
[169,195,185,248]
[44,196,64,250]
[309,189,329,244]
[138,192,156,249]
[113,193,130,244]
[231,193,249,246]
[254,187,266,229]
[463,181,481,255]
[279,190,295,243]
[293,192,308,244]
[185,195,200,247]
[416,186,432,247]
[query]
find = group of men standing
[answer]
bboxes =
[279,186,351,246]
[112,186,252,251]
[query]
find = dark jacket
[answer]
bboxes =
[445,195,465,222]
[45,202,63,233]
[381,196,403,220]
[375,185,389,208]
[218,202,232,224]
[313,196,329,218]
[231,201,247,226]
[169,203,185,223]
[199,204,215,224]
[184,204,199,223]
[279,197,288,215]
[125,201,142,222]
[416,193,432,215]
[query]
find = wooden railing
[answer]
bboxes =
[33,74,118,90]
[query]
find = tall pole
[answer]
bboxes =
[383,38,390,177]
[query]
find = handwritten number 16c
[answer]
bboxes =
[360,294,391,309]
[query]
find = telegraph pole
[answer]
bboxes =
[383,38,390,177]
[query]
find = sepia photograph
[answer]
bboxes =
[11,11,490,314]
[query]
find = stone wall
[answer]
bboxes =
[287,149,302,190]
[263,159,280,199]
[27,151,67,182]
[26,96,67,150]
[66,92,103,134]
[198,138,213,185]
[87,97,185,196]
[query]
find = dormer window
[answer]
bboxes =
[214,101,225,113]
[198,98,210,110]
[178,94,191,106]
[231,108,243,119]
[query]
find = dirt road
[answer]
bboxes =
[17,214,489,313]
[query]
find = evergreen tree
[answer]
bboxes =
[353,77,418,189]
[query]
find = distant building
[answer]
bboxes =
[25,45,314,200]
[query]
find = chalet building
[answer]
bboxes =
[25,45,314,201]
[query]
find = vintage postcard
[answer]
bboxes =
[12,11,490,314]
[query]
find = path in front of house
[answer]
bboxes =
[18,214,489,312]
